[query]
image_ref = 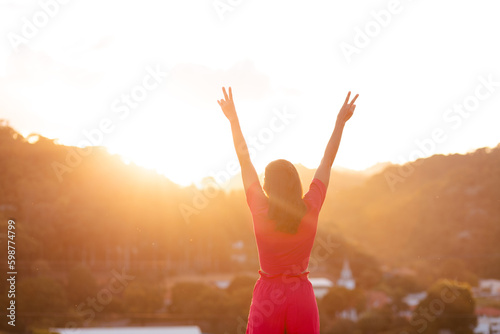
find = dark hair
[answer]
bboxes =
[263,159,307,234]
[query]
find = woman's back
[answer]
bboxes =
[246,177,327,275]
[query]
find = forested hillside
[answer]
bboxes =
[1,122,499,284]
[321,144,500,280]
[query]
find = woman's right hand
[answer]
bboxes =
[337,91,359,124]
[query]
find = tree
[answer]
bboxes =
[227,275,256,294]
[324,318,356,334]
[410,279,477,334]
[438,258,479,287]
[320,286,365,317]
[227,275,255,315]
[66,264,98,306]
[123,280,165,315]
[17,276,68,329]
[169,282,210,314]
[357,307,393,334]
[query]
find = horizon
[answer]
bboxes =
[4,120,498,189]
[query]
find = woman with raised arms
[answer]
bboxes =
[217,87,358,334]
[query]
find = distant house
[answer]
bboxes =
[474,316,500,334]
[231,240,247,264]
[478,279,500,296]
[492,321,500,334]
[309,277,334,298]
[403,291,427,309]
[476,307,500,318]
[365,290,392,309]
[52,326,202,334]
[339,308,358,321]
[213,279,231,289]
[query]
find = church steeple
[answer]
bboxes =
[337,258,355,290]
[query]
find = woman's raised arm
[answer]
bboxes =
[313,91,359,188]
[218,87,259,191]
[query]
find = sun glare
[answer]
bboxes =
[106,143,197,187]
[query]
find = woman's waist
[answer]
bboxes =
[258,269,310,281]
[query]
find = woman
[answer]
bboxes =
[217,87,358,334]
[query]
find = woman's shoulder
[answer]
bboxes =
[303,178,327,210]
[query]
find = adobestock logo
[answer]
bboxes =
[340,0,414,64]
[385,73,499,192]
[212,0,244,21]
[7,0,71,51]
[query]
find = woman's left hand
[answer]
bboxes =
[217,87,237,122]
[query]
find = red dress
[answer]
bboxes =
[245,178,327,334]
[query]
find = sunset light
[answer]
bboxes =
[1,1,499,186]
[1,1,500,333]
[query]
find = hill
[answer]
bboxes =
[1,122,499,282]
[320,145,500,279]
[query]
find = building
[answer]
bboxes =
[52,326,202,334]
[337,259,355,290]
[477,279,500,297]
[336,259,357,321]
[213,279,231,289]
[403,291,427,309]
[309,277,334,298]
[230,240,247,264]
[365,290,392,309]
[474,316,500,334]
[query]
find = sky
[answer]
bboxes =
[1,0,499,186]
